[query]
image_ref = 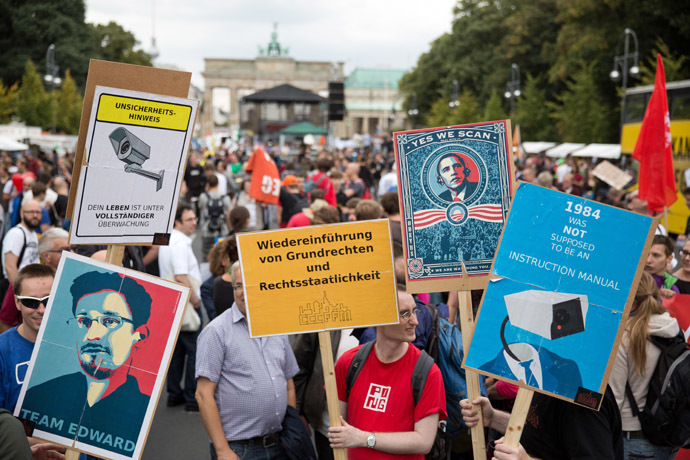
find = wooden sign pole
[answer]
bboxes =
[318,331,346,460]
[65,244,126,460]
[502,388,533,447]
[457,284,486,460]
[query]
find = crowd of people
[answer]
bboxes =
[0,140,687,460]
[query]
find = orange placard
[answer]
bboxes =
[237,220,399,337]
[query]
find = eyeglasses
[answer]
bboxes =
[400,308,419,322]
[17,295,49,309]
[46,246,75,254]
[232,284,243,292]
[681,249,690,258]
[67,315,134,330]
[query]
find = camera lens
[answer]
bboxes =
[120,141,130,155]
[554,308,570,325]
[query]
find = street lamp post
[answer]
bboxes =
[504,63,521,114]
[609,28,640,129]
[44,44,62,134]
[408,93,419,129]
[448,79,459,109]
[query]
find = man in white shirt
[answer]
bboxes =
[158,203,202,411]
[2,200,41,284]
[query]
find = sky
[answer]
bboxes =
[84,0,457,90]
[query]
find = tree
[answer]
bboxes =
[483,90,507,122]
[56,70,82,134]
[549,62,613,143]
[0,0,93,89]
[426,96,454,128]
[514,74,556,140]
[0,79,19,124]
[638,38,689,85]
[16,60,52,129]
[89,22,153,67]
[450,89,481,125]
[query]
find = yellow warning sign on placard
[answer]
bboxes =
[237,219,399,337]
[96,94,192,131]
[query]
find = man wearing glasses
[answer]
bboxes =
[0,264,54,413]
[2,200,42,285]
[196,261,299,460]
[158,203,203,411]
[328,285,447,458]
[20,271,151,456]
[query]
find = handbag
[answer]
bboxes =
[180,301,201,332]
[280,405,317,460]
[165,259,201,332]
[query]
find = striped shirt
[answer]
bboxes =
[196,305,298,441]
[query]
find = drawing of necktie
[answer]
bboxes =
[519,359,538,387]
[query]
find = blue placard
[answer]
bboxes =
[394,121,513,290]
[464,182,653,406]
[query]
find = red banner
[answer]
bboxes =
[662,294,690,341]
[632,54,676,212]
[245,146,281,205]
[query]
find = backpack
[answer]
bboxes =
[625,332,690,448]
[346,340,435,404]
[424,305,487,443]
[346,305,485,460]
[304,174,326,194]
[203,193,225,233]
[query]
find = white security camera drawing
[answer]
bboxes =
[109,127,164,191]
[504,290,588,340]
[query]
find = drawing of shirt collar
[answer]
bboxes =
[503,343,543,388]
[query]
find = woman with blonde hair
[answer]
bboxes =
[610,271,680,459]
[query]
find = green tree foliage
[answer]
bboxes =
[550,62,613,142]
[452,89,481,125]
[514,74,556,141]
[483,90,507,122]
[638,39,689,85]
[401,0,688,140]
[0,80,19,124]
[0,1,152,90]
[426,96,454,128]
[0,0,93,89]
[17,60,52,129]
[56,70,82,134]
[90,22,153,67]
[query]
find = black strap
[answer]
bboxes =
[625,382,641,417]
[346,342,434,406]
[346,341,375,398]
[411,350,434,405]
[14,225,27,268]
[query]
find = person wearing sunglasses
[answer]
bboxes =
[20,271,151,457]
[0,264,55,414]
[0,227,71,334]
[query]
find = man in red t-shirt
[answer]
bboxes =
[329,285,446,459]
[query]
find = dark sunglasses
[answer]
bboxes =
[17,295,50,309]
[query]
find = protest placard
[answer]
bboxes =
[15,252,189,460]
[463,182,656,408]
[67,60,192,219]
[236,219,398,337]
[69,85,198,245]
[394,121,514,293]
[592,160,633,190]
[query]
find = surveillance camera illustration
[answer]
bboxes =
[109,127,164,191]
[504,290,588,340]
[479,290,586,397]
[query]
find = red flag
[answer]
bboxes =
[632,54,676,212]
[245,146,281,204]
[662,294,690,342]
